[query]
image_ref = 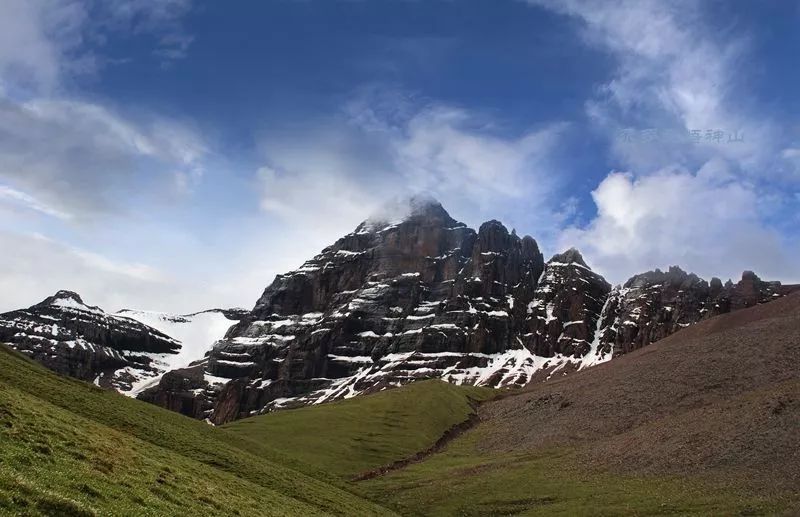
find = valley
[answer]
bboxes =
[2,290,797,514]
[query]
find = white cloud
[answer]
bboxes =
[256,96,570,250]
[395,107,566,217]
[0,0,204,219]
[0,97,208,218]
[559,168,798,284]
[0,0,87,93]
[0,231,170,313]
[95,0,195,66]
[0,0,215,316]
[0,185,72,219]
[529,0,794,179]
[0,0,194,95]
[528,0,800,282]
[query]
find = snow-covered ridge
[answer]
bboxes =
[115,308,241,395]
[49,296,106,316]
[0,289,244,399]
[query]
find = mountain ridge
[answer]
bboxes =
[2,199,796,424]
[137,199,797,423]
[0,293,242,395]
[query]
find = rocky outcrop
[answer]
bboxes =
[135,363,217,417]
[524,249,611,358]
[0,291,180,389]
[593,267,794,357]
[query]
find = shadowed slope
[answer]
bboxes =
[479,291,800,491]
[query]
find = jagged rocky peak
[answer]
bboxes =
[594,266,795,357]
[0,290,180,392]
[476,220,511,251]
[624,265,705,291]
[141,200,603,424]
[524,248,611,359]
[355,195,461,234]
[549,247,588,267]
[37,289,101,312]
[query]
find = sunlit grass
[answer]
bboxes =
[0,345,391,516]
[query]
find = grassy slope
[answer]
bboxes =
[0,345,390,516]
[223,380,495,478]
[224,377,789,516]
[358,425,784,516]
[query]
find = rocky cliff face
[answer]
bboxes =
[0,291,180,390]
[139,199,795,424]
[524,248,611,358]
[142,200,571,422]
[0,291,245,394]
[594,267,793,358]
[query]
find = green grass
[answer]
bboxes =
[222,375,788,515]
[1,342,792,516]
[358,425,786,516]
[223,380,495,478]
[0,345,391,516]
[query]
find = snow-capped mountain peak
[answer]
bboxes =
[0,291,242,397]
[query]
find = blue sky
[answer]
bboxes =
[0,0,798,313]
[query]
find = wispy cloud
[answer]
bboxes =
[0,230,169,313]
[0,184,72,219]
[528,0,800,281]
[255,90,571,247]
[0,98,208,218]
[0,0,195,95]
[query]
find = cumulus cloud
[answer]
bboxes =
[528,0,800,282]
[559,167,798,284]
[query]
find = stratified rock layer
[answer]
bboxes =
[139,199,795,424]
[0,291,179,389]
[594,267,794,358]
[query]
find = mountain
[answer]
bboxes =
[2,291,797,514]
[483,288,800,478]
[0,291,243,394]
[594,266,795,358]
[2,290,796,515]
[140,198,796,424]
[0,290,179,391]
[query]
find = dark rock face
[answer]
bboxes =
[135,364,216,418]
[137,201,612,423]
[0,290,179,390]
[524,249,611,358]
[594,267,794,357]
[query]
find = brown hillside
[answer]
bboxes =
[479,291,800,493]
